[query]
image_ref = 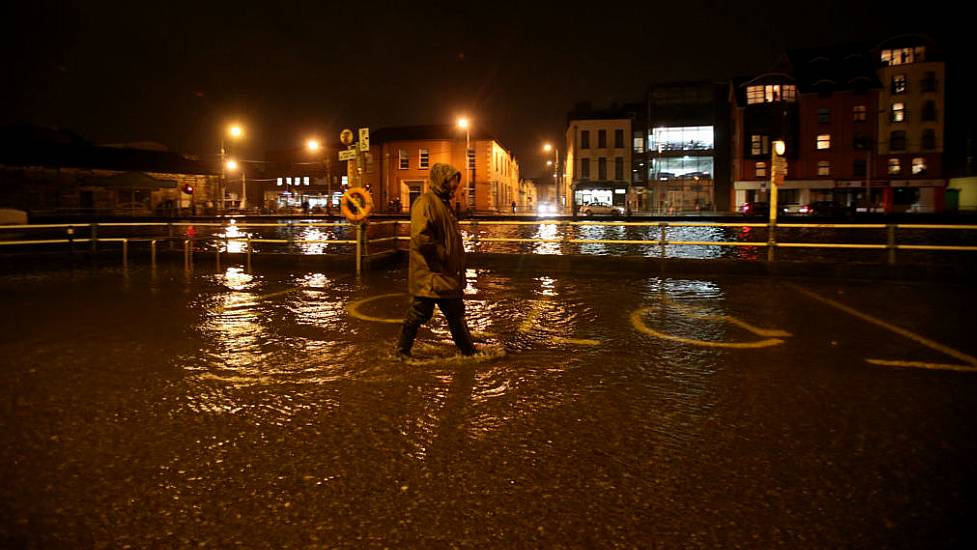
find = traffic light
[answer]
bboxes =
[181,183,194,194]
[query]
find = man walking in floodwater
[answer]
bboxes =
[395,163,477,360]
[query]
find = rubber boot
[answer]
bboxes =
[396,323,419,360]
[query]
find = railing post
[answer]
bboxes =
[184,239,191,269]
[246,237,252,272]
[66,227,75,255]
[887,224,897,265]
[659,222,667,259]
[355,222,363,276]
[90,223,98,253]
[767,222,777,263]
[122,238,128,268]
[167,223,174,250]
[151,239,157,269]
[472,220,480,249]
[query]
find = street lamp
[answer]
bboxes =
[457,117,472,211]
[306,137,332,214]
[220,124,245,214]
[543,143,560,213]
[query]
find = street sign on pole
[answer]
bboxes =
[340,129,354,146]
[339,149,357,161]
[358,128,370,151]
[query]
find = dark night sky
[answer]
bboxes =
[0,1,967,178]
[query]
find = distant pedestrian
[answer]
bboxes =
[395,163,476,360]
[511,200,517,214]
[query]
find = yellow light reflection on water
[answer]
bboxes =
[532,223,560,255]
[218,219,251,254]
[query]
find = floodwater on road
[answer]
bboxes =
[2,260,976,548]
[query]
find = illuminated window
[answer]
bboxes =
[633,133,645,153]
[817,161,831,176]
[755,161,767,177]
[888,158,901,174]
[853,105,866,122]
[892,74,908,94]
[912,157,927,174]
[746,86,764,104]
[751,135,769,156]
[891,103,905,122]
[419,148,429,169]
[817,134,831,150]
[782,85,797,102]
[399,149,408,169]
[881,47,925,66]
[467,150,475,170]
[765,85,781,102]
[817,108,830,123]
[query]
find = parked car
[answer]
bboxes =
[581,202,622,216]
[738,201,769,216]
[798,201,853,217]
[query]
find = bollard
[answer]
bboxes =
[122,238,128,268]
[184,239,191,270]
[150,239,157,268]
[887,224,897,265]
[767,222,777,263]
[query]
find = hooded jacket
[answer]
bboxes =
[407,163,466,298]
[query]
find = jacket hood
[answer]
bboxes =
[429,163,461,199]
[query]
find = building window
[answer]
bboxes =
[614,157,624,181]
[817,108,830,123]
[755,161,767,177]
[853,105,866,122]
[922,71,937,92]
[746,84,797,104]
[881,47,925,66]
[817,134,831,150]
[922,129,936,150]
[633,133,645,153]
[598,130,607,148]
[467,150,475,170]
[399,149,408,169]
[581,130,590,149]
[750,135,769,156]
[614,129,624,148]
[912,157,927,175]
[922,101,937,122]
[581,158,590,179]
[891,102,905,123]
[853,159,867,177]
[419,148,429,169]
[888,158,901,175]
[892,74,908,94]
[598,157,607,180]
[817,160,831,176]
[853,135,871,150]
[890,131,907,151]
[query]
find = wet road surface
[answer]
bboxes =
[2,262,976,548]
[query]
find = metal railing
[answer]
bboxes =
[3,220,977,273]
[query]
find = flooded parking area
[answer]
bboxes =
[2,261,976,547]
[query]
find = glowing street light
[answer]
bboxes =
[305,138,321,152]
[457,117,473,211]
[225,158,239,172]
[220,123,245,214]
[542,142,561,213]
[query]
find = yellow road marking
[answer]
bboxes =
[630,306,787,349]
[551,337,601,346]
[346,292,406,324]
[790,285,977,370]
[519,300,546,332]
[866,359,977,373]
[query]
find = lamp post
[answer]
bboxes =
[457,117,472,212]
[220,124,244,215]
[770,140,787,225]
[306,138,333,215]
[543,143,561,213]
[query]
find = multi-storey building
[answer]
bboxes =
[646,83,731,213]
[362,125,520,213]
[732,35,946,213]
[565,103,640,214]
